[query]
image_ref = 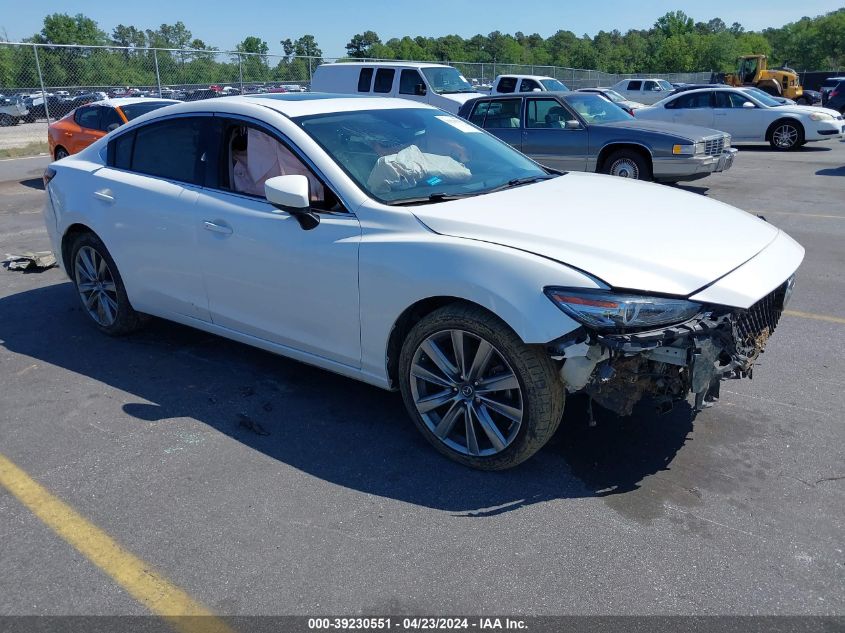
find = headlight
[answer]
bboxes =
[723,136,731,148]
[809,112,833,121]
[545,288,702,330]
[672,144,695,155]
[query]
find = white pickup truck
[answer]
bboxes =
[487,74,570,95]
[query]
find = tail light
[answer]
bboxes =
[43,167,56,187]
[831,90,839,99]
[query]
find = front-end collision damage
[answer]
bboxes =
[547,281,791,416]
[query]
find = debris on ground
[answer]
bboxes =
[2,251,56,271]
[238,412,270,436]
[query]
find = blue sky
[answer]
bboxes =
[1,0,842,57]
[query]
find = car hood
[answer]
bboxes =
[600,118,723,139]
[770,104,841,117]
[411,173,779,298]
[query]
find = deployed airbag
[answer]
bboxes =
[367,145,471,194]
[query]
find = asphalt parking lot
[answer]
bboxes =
[1,142,843,619]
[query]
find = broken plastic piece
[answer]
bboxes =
[2,251,56,271]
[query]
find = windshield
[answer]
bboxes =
[540,79,569,91]
[658,80,673,91]
[296,108,550,204]
[563,93,633,123]
[743,89,782,107]
[120,101,176,121]
[600,89,627,103]
[421,67,475,94]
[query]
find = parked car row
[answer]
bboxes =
[43,92,804,469]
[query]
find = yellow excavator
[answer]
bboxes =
[722,55,804,101]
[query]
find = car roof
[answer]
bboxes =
[497,75,556,80]
[92,97,181,108]
[318,61,451,69]
[127,93,436,119]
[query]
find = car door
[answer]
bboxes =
[93,115,212,321]
[192,117,362,367]
[713,91,761,140]
[664,91,715,128]
[473,98,523,150]
[522,97,588,171]
[623,80,642,102]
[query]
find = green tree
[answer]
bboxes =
[345,31,381,58]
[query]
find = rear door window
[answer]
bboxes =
[373,68,395,93]
[74,106,100,130]
[479,99,522,128]
[357,68,374,92]
[627,80,642,91]
[110,117,207,185]
[667,92,712,109]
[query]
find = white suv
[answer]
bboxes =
[611,78,675,104]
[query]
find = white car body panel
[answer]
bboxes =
[44,95,804,391]
[637,88,845,142]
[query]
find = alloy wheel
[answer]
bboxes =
[55,148,69,160]
[772,124,798,149]
[609,157,640,179]
[74,245,119,327]
[409,329,524,457]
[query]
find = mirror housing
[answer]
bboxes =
[742,101,756,109]
[414,83,427,96]
[564,119,581,130]
[264,175,320,231]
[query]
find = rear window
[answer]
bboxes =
[357,68,374,92]
[496,77,517,93]
[373,68,395,93]
[119,101,174,121]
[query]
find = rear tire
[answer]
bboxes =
[601,149,652,181]
[768,120,803,151]
[54,146,69,160]
[0,114,15,127]
[69,232,142,336]
[398,303,565,470]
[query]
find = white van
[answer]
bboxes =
[310,62,480,114]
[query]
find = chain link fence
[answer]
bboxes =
[0,41,714,126]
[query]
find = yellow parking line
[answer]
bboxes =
[784,310,845,325]
[0,453,233,633]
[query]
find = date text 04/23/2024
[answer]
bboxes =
[307,617,528,630]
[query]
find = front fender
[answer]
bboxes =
[358,233,596,382]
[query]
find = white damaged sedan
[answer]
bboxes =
[43,94,804,470]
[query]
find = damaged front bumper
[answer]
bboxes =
[548,279,792,416]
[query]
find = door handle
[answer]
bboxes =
[203,220,233,235]
[93,189,114,202]
[63,131,73,137]
[715,112,727,116]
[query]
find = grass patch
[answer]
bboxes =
[0,141,50,159]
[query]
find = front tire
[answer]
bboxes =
[769,120,803,151]
[70,232,142,336]
[602,149,652,180]
[398,304,565,470]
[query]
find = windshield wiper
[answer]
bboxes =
[485,174,559,194]
[387,192,479,206]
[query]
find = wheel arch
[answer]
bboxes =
[596,142,653,173]
[385,296,515,389]
[765,117,804,142]
[61,223,99,273]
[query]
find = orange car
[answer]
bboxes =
[48,97,178,160]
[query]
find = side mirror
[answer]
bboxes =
[264,175,320,231]
[414,83,427,96]
[742,101,755,109]
[564,119,581,130]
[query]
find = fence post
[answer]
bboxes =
[238,53,244,92]
[153,49,162,97]
[32,43,51,123]
[308,56,312,83]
